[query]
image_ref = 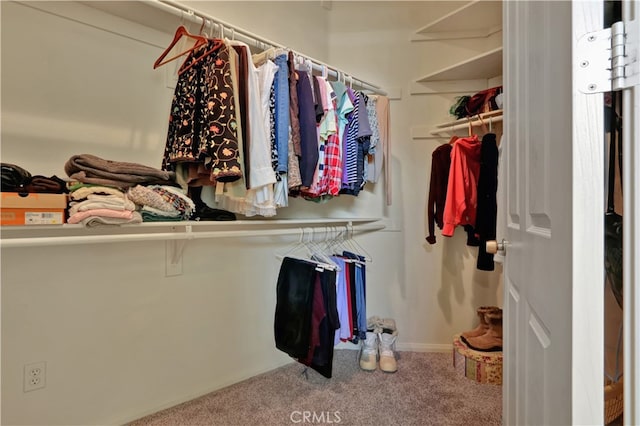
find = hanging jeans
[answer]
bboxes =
[273,54,290,174]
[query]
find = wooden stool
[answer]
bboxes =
[452,334,503,385]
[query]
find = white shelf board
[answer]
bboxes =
[433,109,503,129]
[413,0,502,40]
[416,47,503,82]
[409,79,491,95]
[411,26,501,42]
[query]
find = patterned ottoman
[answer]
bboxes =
[452,334,503,385]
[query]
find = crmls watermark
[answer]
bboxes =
[289,411,342,424]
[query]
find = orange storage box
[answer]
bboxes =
[0,193,67,225]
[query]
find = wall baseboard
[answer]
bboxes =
[396,343,452,353]
[335,341,452,353]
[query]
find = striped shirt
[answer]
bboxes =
[343,88,359,186]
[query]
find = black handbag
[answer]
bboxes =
[0,163,32,194]
[604,92,623,309]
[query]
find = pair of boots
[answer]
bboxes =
[460,306,503,352]
[359,316,398,373]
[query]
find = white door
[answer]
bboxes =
[503,1,606,424]
[620,2,640,424]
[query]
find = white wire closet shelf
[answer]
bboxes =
[431,109,503,134]
[0,218,385,248]
[411,109,503,140]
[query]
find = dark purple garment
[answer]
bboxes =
[296,72,319,188]
[356,92,372,139]
[313,76,324,124]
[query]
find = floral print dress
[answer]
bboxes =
[162,40,243,183]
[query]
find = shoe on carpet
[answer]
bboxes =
[378,318,398,373]
[359,331,378,371]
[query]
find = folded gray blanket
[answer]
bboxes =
[65,154,175,188]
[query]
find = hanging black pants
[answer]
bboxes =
[274,257,339,378]
[475,133,499,271]
[274,257,318,359]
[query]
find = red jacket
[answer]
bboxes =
[442,135,482,237]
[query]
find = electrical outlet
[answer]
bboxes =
[24,361,46,392]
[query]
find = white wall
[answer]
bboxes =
[1,1,502,424]
[325,1,503,348]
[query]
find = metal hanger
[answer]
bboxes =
[275,228,339,271]
[343,223,372,262]
[305,228,341,270]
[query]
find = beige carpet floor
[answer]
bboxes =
[129,350,502,426]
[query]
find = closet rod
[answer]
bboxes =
[430,115,503,136]
[0,223,385,248]
[144,0,387,95]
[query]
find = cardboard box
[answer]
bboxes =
[0,193,67,225]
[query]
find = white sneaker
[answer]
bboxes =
[359,331,378,371]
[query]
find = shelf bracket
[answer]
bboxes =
[165,225,192,277]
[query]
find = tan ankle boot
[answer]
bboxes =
[379,318,398,373]
[359,331,378,371]
[461,306,499,339]
[465,309,503,352]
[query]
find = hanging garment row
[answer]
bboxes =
[274,229,371,378]
[425,116,500,272]
[155,26,391,219]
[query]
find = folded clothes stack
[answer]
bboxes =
[64,154,176,188]
[127,185,195,222]
[64,154,182,227]
[67,184,142,227]
[3,154,236,226]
